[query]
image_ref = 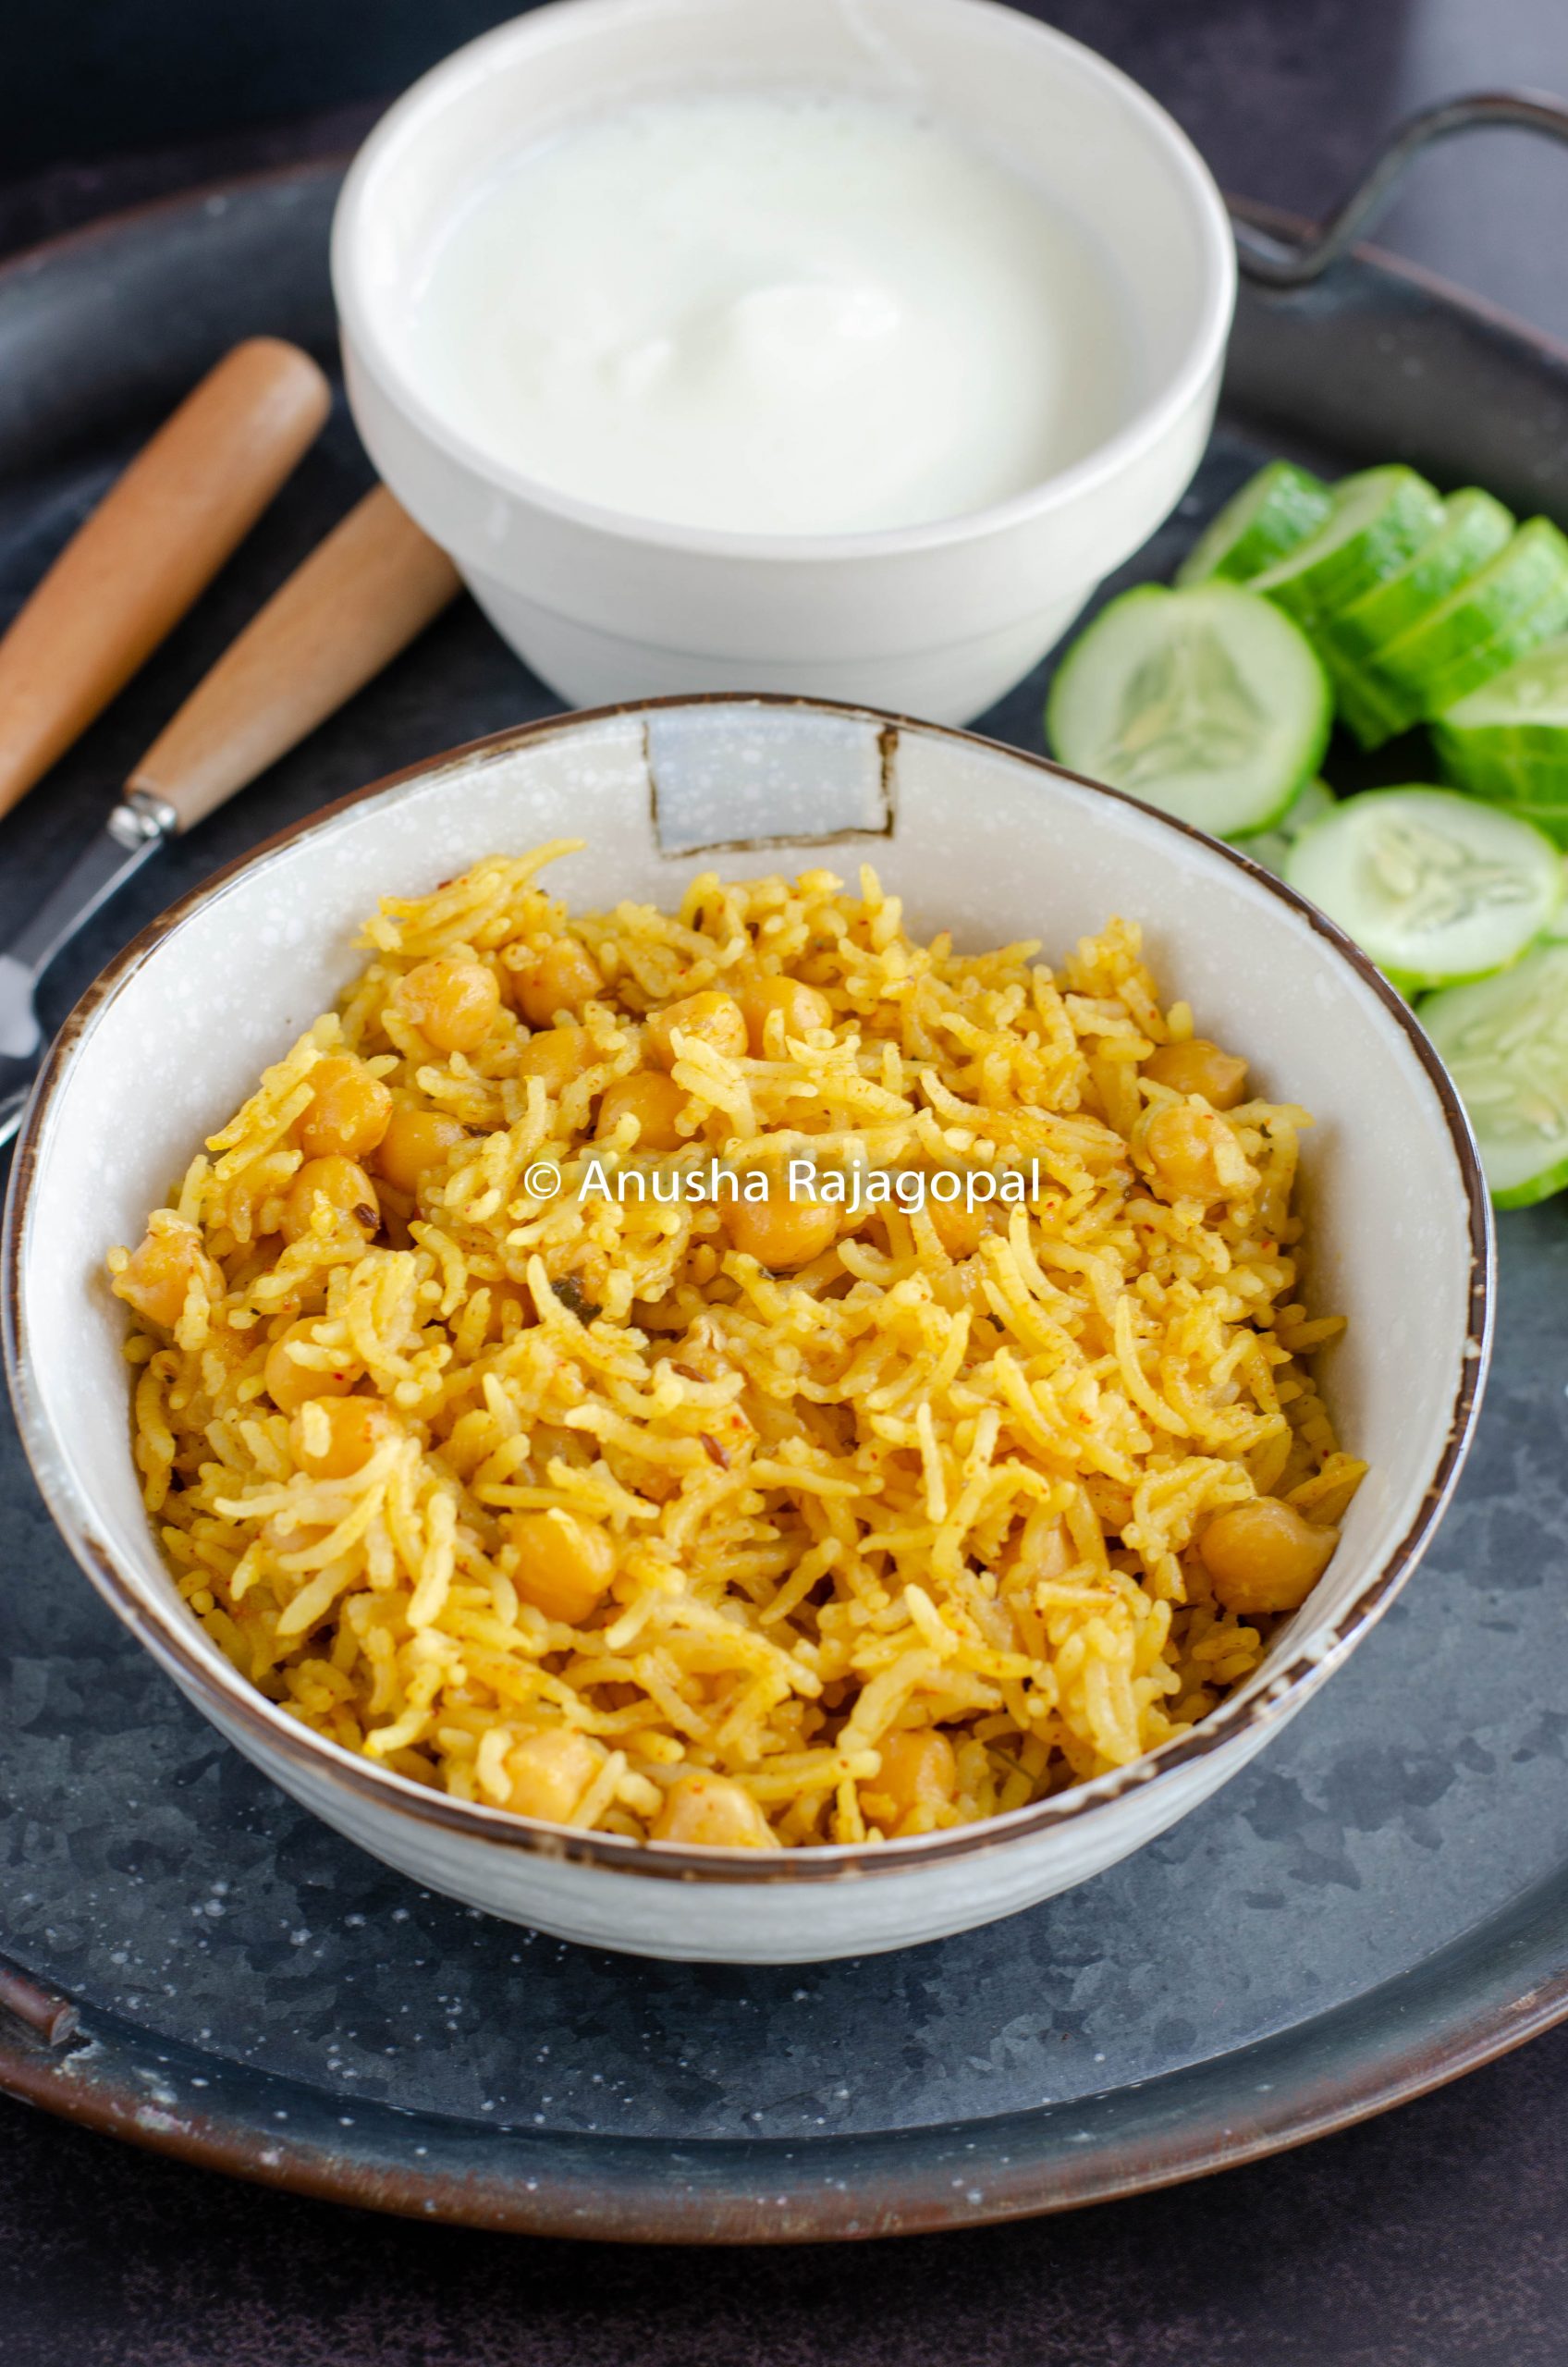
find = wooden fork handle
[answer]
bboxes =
[0,338,331,820]
[126,486,463,833]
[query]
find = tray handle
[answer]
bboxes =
[1233,88,1568,288]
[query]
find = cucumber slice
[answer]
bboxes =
[1176,462,1333,588]
[1046,583,1331,838]
[1408,570,1568,723]
[1449,791,1568,852]
[1249,466,1444,621]
[1432,632,1568,803]
[1324,490,1514,661]
[1542,861,1568,938]
[1367,519,1568,700]
[1421,941,1568,1204]
[1283,787,1562,989]
[1322,643,1421,750]
[1231,776,1336,875]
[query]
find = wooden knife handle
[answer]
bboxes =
[0,337,331,820]
[126,486,463,833]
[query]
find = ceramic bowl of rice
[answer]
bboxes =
[3,695,1491,1962]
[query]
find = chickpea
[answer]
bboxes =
[504,1727,600,1823]
[645,989,747,1070]
[113,1223,217,1331]
[652,1773,778,1849]
[865,1729,957,1835]
[1143,1038,1249,1111]
[279,1155,380,1245]
[298,1055,393,1160]
[263,1322,360,1414]
[722,1189,839,1270]
[374,1100,468,1196]
[1199,1497,1338,1614]
[393,956,500,1054]
[288,1395,398,1479]
[509,938,603,1030]
[925,1192,1005,1262]
[516,1025,595,1092]
[1141,1103,1257,1206]
[595,1070,690,1151]
[510,1510,617,1625]
[738,974,833,1056]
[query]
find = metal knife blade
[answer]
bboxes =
[0,791,175,1152]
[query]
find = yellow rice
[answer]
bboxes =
[110,845,1364,1846]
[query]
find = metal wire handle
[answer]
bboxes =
[1233,87,1568,288]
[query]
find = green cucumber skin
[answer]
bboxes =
[1253,467,1444,622]
[1322,644,1419,750]
[1431,633,1568,802]
[1333,568,1568,749]
[1413,573,1568,718]
[1367,520,1568,696]
[1324,490,1514,661]
[1434,631,1568,731]
[1176,462,1332,588]
[1490,1157,1568,1210]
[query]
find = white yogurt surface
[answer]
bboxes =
[400,91,1137,537]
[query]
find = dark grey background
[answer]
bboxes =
[5,2,1568,2361]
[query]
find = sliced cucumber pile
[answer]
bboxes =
[1046,583,1331,838]
[1283,788,1561,991]
[1174,460,1568,752]
[1422,943,1568,1205]
[1325,490,1513,662]
[1045,459,1568,1206]
[1249,467,1444,622]
[1176,461,1331,588]
[1368,518,1568,703]
[1232,775,1336,877]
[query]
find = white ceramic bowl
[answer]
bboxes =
[331,0,1235,724]
[4,698,1490,1962]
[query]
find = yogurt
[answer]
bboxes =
[400,91,1136,537]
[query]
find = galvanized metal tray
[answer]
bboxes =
[1,166,1566,2241]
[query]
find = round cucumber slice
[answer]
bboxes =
[1369,519,1568,699]
[1231,776,1336,874]
[1249,466,1444,621]
[1283,787,1562,989]
[1324,490,1514,661]
[1421,941,1568,1205]
[1442,790,1568,852]
[1046,583,1331,838]
[1176,461,1332,588]
[1432,633,1568,803]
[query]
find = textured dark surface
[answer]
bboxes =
[6,1,1568,2358]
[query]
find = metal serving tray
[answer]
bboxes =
[1,166,1566,2240]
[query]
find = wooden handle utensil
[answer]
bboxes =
[126,485,462,830]
[0,481,466,1156]
[0,337,331,819]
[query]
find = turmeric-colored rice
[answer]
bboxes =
[110,845,1365,1848]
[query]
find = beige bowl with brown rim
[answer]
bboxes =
[3,696,1491,1961]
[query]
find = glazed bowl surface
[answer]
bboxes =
[331,0,1235,724]
[4,696,1490,1962]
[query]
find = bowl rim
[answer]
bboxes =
[329,0,1237,564]
[3,691,1494,1887]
